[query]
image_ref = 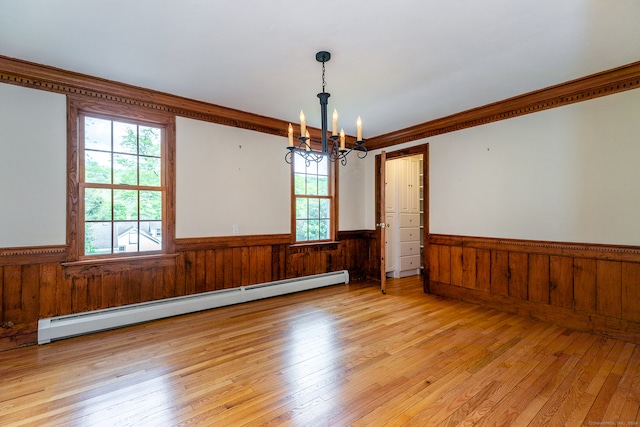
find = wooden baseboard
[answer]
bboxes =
[430,281,640,344]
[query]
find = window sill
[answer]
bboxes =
[62,253,178,276]
[289,241,340,253]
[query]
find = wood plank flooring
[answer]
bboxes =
[0,276,639,426]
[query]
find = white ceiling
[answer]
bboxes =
[1,0,639,138]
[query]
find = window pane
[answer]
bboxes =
[114,221,138,253]
[319,199,330,218]
[317,157,328,176]
[113,121,137,154]
[292,152,331,243]
[306,175,318,195]
[140,191,162,220]
[85,117,111,152]
[319,220,330,240]
[294,173,306,195]
[296,198,308,219]
[140,156,161,187]
[113,153,138,185]
[85,150,112,184]
[306,160,318,175]
[293,152,307,173]
[296,220,308,241]
[308,198,320,219]
[85,221,112,255]
[85,188,112,221]
[114,189,138,221]
[140,220,162,252]
[308,220,319,240]
[81,115,164,257]
[139,126,161,157]
[317,175,328,196]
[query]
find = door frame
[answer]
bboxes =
[374,143,430,293]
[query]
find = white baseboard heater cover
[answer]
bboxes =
[38,270,349,344]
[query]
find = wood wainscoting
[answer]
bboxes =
[0,230,374,351]
[428,234,640,343]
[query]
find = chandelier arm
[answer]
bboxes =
[298,137,312,152]
[285,147,294,164]
[357,145,369,159]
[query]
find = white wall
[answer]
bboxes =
[368,88,640,246]
[0,83,66,247]
[3,82,637,248]
[339,154,368,230]
[175,117,291,237]
[176,116,368,236]
[0,84,368,248]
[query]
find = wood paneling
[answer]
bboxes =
[462,247,476,289]
[439,245,451,285]
[509,252,528,300]
[597,260,622,318]
[574,258,597,313]
[429,234,640,344]
[429,244,440,283]
[528,254,549,304]
[550,255,573,309]
[0,246,66,266]
[476,248,491,292]
[3,265,22,323]
[0,232,375,351]
[451,246,463,287]
[491,250,509,296]
[3,231,640,349]
[622,262,640,322]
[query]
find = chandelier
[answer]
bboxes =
[286,51,367,166]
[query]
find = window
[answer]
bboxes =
[292,152,334,242]
[80,114,165,257]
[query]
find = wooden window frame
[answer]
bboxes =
[290,152,338,245]
[66,96,176,264]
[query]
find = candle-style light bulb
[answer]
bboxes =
[288,123,294,147]
[340,129,345,151]
[356,116,363,141]
[300,111,306,138]
[332,109,338,136]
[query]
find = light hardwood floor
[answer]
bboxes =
[1,276,639,426]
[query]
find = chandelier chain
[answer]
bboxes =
[322,61,326,93]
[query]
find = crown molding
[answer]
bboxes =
[366,61,640,150]
[0,55,349,147]
[0,55,293,137]
[2,55,639,150]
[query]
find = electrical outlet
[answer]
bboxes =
[232,224,239,235]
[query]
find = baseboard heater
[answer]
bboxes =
[38,270,349,345]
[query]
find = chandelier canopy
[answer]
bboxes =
[286,51,367,166]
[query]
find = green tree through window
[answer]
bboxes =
[293,152,332,242]
[82,115,164,256]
